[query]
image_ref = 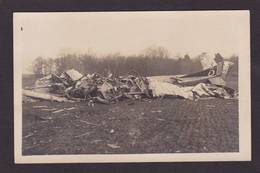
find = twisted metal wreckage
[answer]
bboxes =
[23,54,237,104]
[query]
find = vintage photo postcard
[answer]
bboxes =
[13,11,251,163]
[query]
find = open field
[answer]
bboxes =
[22,98,238,155]
[22,74,239,155]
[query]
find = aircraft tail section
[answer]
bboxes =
[148,53,234,87]
[198,53,234,86]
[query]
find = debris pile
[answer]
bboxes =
[23,66,237,104]
[23,70,152,104]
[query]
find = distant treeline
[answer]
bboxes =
[31,47,238,76]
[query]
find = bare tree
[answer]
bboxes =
[32,56,46,75]
[143,46,169,59]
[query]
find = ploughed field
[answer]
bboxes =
[22,98,238,155]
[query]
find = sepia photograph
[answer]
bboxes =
[13,11,251,163]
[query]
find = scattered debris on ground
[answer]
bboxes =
[22,98,239,154]
[107,143,121,149]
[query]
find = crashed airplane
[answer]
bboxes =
[23,53,237,104]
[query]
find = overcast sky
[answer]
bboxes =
[13,11,249,74]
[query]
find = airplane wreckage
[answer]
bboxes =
[23,54,237,104]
